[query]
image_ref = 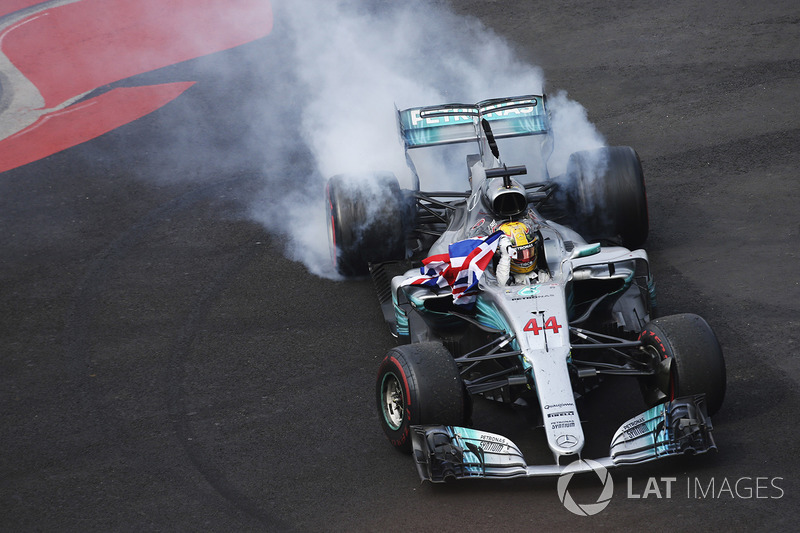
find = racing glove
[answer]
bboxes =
[496,236,512,286]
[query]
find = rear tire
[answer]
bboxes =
[562,146,649,249]
[326,173,409,277]
[639,313,726,416]
[376,342,468,453]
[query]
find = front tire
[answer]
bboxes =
[376,342,468,453]
[639,313,726,416]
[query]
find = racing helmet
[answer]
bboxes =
[498,221,538,274]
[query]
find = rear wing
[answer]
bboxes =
[397,95,549,149]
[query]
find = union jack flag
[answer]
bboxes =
[401,230,504,307]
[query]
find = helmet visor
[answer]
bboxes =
[514,245,536,263]
[510,243,537,274]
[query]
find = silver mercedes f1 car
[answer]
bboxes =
[325,95,726,482]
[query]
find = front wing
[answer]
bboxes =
[411,395,716,482]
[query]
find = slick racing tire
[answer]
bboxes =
[326,172,410,277]
[376,342,469,453]
[563,146,649,249]
[638,313,726,416]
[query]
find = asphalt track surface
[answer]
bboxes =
[2,1,800,531]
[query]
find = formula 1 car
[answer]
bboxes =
[325,95,726,482]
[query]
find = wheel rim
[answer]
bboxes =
[381,372,405,430]
[643,344,675,402]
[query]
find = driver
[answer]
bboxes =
[495,220,549,285]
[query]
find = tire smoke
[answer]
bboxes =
[249,0,607,278]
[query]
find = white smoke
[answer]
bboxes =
[547,90,606,176]
[248,0,606,278]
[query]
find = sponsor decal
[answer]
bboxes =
[477,434,506,453]
[407,100,539,127]
[556,434,579,448]
[511,293,554,301]
[518,285,541,296]
[470,218,486,232]
[620,415,648,438]
[479,441,506,453]
[545,402,573,410]
[621,416,646,431]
